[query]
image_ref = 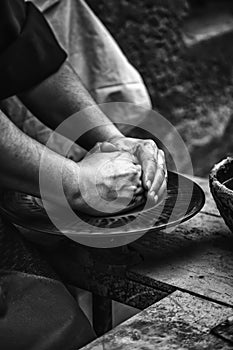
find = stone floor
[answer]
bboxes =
[78,289,139,328]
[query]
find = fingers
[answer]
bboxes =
[135,183,143,195]
[100,142,118,153]
[110,183,144,211]
[115,143,167,206]
[148,167,164,201]
[158,149,167,178]
[119,187,140,200]
[155,176,167,204]
[149,150,167,202]
[136,141,159,190]
[117,151,139,165]
[116,171,142,191]
[114,141,167,206]
[88,142,102,155]
[89,141,118,155]
[128,165,142,186]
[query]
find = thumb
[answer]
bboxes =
[100,141,118,152]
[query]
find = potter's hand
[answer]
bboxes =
[64,151,143,216]
[107,137,167,205]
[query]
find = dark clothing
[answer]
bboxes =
[0,271,95,350]
[0,0,67,100]
[0,218,96,350]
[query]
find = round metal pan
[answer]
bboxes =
[0,172,205,247]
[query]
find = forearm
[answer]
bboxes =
[0,109,77,202]
[19,61,123,150]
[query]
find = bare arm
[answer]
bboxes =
[0,109,75,201]
[19,62,123,150]
[0,110,141,215]
[19,61,167,201]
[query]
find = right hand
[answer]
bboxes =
[64,151,144,216]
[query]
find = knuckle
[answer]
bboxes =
[159,149,165,157]
[146,139,155,146]
[151,140,159,150]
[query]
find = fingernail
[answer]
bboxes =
[150,191,155,198]
[154,195,158,203]
[146,180,151,190]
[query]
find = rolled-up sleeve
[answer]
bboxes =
[0,0,67,100]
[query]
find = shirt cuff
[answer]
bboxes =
[0,2,67,100]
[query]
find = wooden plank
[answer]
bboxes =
[131,212,233,306]
[81,291,233,350]
[45,242,174,310]
[92,295,112,337]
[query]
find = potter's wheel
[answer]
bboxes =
[0,172,205,247]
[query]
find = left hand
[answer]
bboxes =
[105,136,167,204]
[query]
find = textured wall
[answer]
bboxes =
[87,0,188,107]
[86,0,233,176]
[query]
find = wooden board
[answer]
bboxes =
[131,212,233,306]
[81,291,233,350]
[45,242,175,310]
